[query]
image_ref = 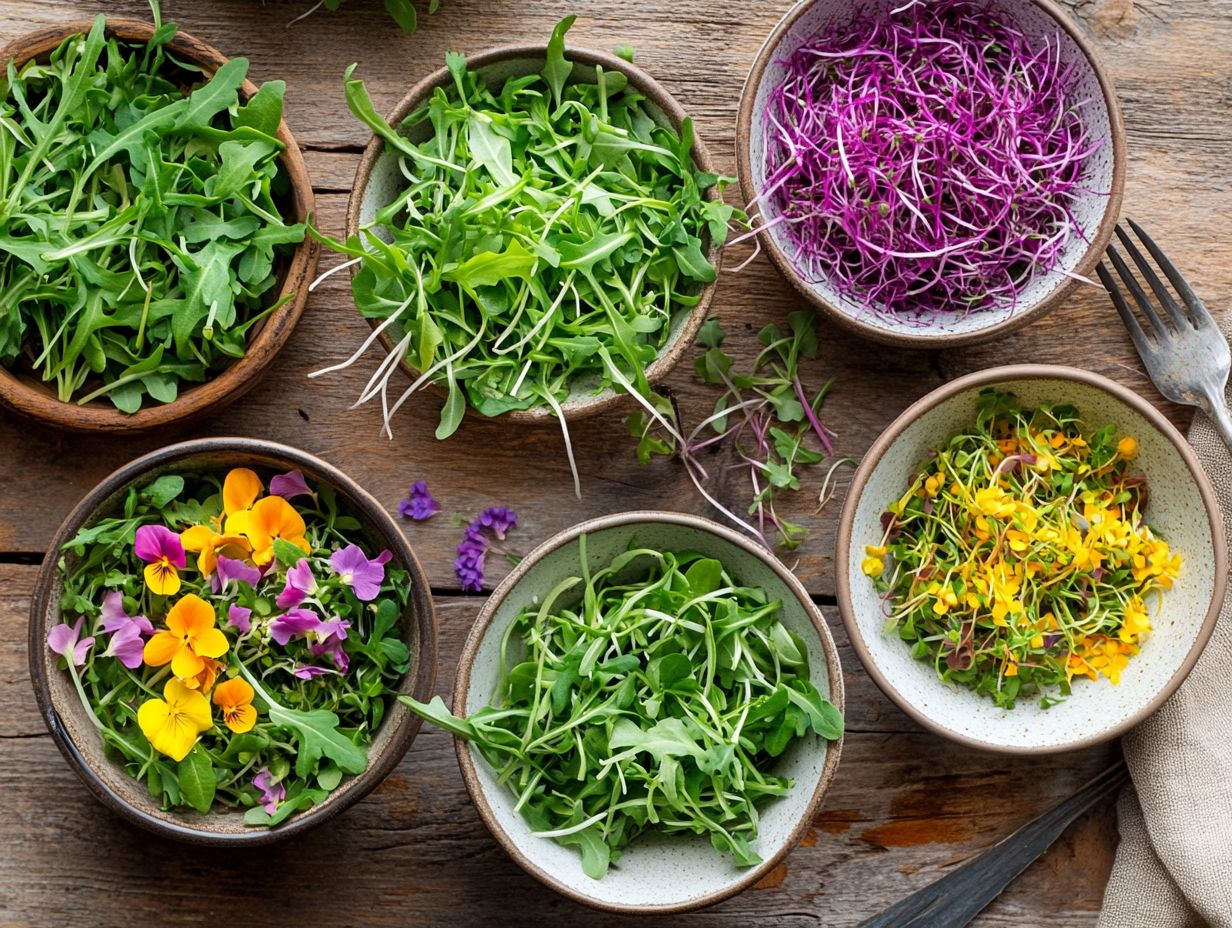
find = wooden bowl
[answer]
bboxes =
[737,0,1127,348]
[452,511,844,912]
[836,366,1226,753]
[346,44,720,425]
[29,438,438,844]
[0,20,319,433]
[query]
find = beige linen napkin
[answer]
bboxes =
[1098,410,1232,928]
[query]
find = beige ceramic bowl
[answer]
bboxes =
[837,366,1226,753]
[453,511,844,912]
[347,44,721,425]
[737,0,1126,348]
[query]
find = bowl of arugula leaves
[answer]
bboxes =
[320,17,734,455]
[401,511,844,912]
[0,10,318,433]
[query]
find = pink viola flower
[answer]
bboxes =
[47,617,95,667]
[311,617,351,673]
[228,605,253,635]
[292,664,338,680]
[329,545,393,601]
[99,592,153,636]
[270,607,322,646]
[134,525,186,596]
[98,593,153,670]
[270,470,313,501]
[212,555,261,594]
[253,768,285,814]
[276,559,317,610]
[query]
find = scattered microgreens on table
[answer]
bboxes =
[310,17,738,494]
[402,541,842,878]
[46,467,411,824]
[746,0,1101,320]
[864,390,1181,709]
[625,310,839,551]
[0,2,306,411]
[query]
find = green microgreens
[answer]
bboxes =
[302,0,441,31]
[0,4,306,411]
[401,540,842,878]
[625,310,837,550]
[310,17,737,494]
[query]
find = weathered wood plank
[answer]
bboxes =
[0,565,1115,926]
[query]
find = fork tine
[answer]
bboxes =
[1104,243,1170,337]
[1096,260,1156,357]
[1125,218,1217,330]
[1114,224,1189,330]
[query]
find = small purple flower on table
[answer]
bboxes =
[276,558,318,609]
[269,470,313,501]
[253,768,285,814]
[329,545,393,601]
[454,507,518,592]
[228,605,253,635]
[47,616,94,667]
[212,554,261,594]
[399,481,440,521]
[270,607,322,646]
[475,506,517,540]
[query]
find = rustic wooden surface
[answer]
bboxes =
[1,0,1228,924]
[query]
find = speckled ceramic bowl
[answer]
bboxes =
[737,0,1126,348]
[837,366,1226,753]
[453,511,844,912]
[29,438,438,844]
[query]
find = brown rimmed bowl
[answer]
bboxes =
[836,365,1226,753]
[451,511,844,913]
[0,20,319,434]
[736,0,1127,348]
[346,44,720,426]
[29,438,438,845]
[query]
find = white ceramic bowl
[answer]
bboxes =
[453,512,844,912]
[837,366,1226,753]
[737,0,1126,348]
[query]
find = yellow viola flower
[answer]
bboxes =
[143,594,230,680]
[137,678,213,761]
[213,678,258,734]
[182,656,225,693]
[861,545,887,577]
[223,467,263,517]
[180,524,253,576]
[226,496,310,566]
[926,582,958,615]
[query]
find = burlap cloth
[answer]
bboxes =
[1098,410,1232,927]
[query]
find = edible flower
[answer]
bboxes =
[47,617,94,667]
[212,678,257,733]
[134,525,186,596]
[329,545,392,601]
[276,559,318,609]
[270,607,322,646]
[253,768,284,814]
[228,496,310,566]
[143,593,230,680]
[292,664,338,680]
[223,467,263,516]
[399,481,440,521]
[310,617,351,673]
[181,524,252,577]
[861,544,887,577]
[454,507,519,592]
[99,593,153,670]
[269,470,313,501]
[227,604,253,634]
[183,656,224,692]
[137,678,213,761]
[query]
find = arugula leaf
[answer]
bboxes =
[177,746,216,814]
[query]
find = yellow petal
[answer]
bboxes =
[137,697,170,746]
[213,678,254,710]
[144,561,181,596]
[225,704,257,733]
[224,468,263,515]
[156,715,200,762]
[143,631,181,668]
[168,680,214,733]
[171,646,205,681]
[193,626,230,660]
[168,594,216,638]
[180,524,214,553]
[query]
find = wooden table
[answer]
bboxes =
[1,0,1228,923]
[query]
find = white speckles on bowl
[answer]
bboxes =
[453,511,844,913]
[836,365,1226,753]
[736,0,1126,348]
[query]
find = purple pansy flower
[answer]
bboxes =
[276,559,317,609]
[453,507,518,592]
[212,554,262,594]
[133,524,186,567]
[228,604,253,635]
[253,768,285,814]
[103,623,147,670]
[270,607,322,646]
[47,617,95,667]
[98,592,153,636]
[97,594,153,670]
[310,617,351,673]
[292,664,338,680]
[329,545,393,601]
[270,470,313,501]
[399,481,440,521]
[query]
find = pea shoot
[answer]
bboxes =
[403,541,843,878]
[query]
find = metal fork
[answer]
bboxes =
[1097,219,1232,452]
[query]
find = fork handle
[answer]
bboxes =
[1200,384,1232,456]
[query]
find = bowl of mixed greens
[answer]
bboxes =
[0,12,317,432]
[402,511,844,912]
[837,365,1225,753]
[325,17,735,445]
